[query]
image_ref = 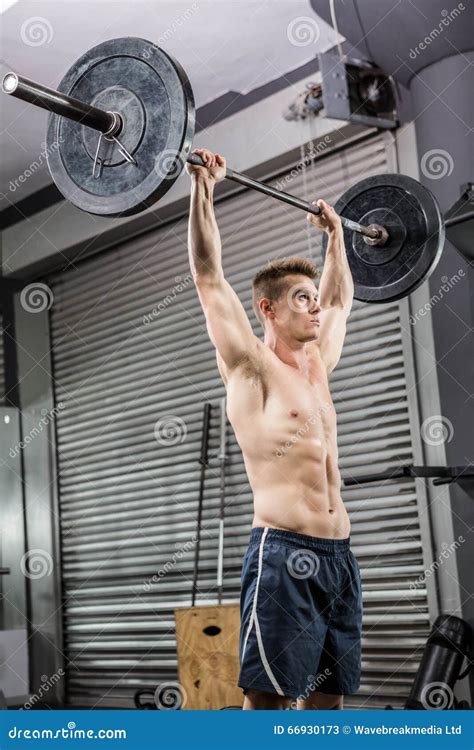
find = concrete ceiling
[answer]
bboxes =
[311,0,473,87]
[0,0,341,210]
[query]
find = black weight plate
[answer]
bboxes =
[46,37,195,216]
[321,174,444,303]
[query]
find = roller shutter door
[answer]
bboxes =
[48,132,433,709]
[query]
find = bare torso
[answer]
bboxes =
[218,341,350,539]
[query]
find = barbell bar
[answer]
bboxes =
[2,73,122,137]
[2,37,471,303]
[2,69,384,242]
[445,212,474,228]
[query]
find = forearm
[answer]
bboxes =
[188,175,223,278]
[318,227,354,309]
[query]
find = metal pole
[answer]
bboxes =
[2,72,120,135]
[217,397,227,605]
[444,211,474,228]
[191,402,211,608]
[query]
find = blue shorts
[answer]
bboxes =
[238,527,363,700]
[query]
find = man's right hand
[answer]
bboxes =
[186,148,226,182]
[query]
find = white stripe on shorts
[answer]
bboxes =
[241,527,285,696]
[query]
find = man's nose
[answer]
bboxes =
[310,300,320,314]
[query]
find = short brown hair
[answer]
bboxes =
[252,256,319,326]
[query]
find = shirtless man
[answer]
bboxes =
[186,148,362,711]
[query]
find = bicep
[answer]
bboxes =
[317,305,350,373]
[195,276,257,370]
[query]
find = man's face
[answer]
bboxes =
[264,274,321,342]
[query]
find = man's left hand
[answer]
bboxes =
[306,199,342,234]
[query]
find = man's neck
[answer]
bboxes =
[263,331,312,372]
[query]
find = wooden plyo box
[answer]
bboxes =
[174,604,243,710]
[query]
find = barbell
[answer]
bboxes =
[2,37,470,303]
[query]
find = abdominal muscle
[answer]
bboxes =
[224,351,351,540]
[243,429,350,540]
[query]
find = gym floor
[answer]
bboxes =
[0,0,473,717]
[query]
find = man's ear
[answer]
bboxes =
[260,298,274,320]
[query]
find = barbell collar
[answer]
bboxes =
[362,224,390,247]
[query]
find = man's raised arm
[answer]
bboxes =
[186,148,258,372]
[307,199,354,373]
